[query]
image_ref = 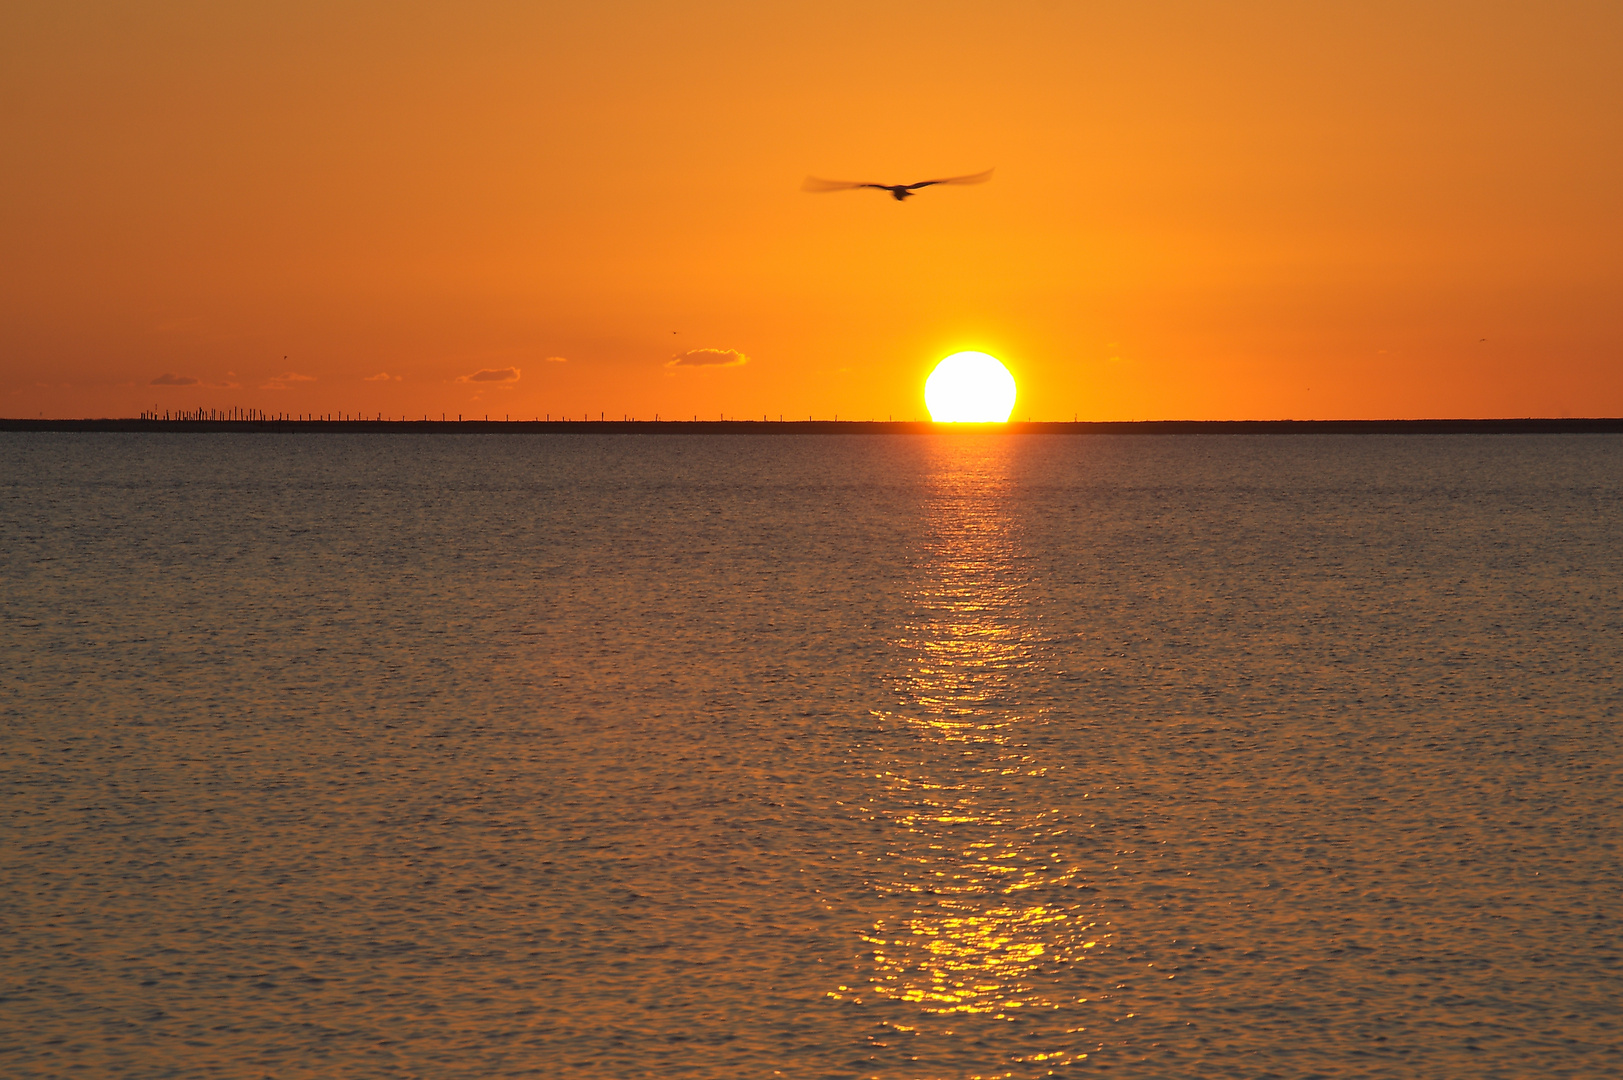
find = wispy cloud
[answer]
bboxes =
[668,348,748,369]
[261,371,316,390]
[458,367,521,383]
[150,372,199,386]
[364,372,402,382]
[546,355,568,363]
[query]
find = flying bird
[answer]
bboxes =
[802,169,994,201]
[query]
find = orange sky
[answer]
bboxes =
[4,1,1620,420]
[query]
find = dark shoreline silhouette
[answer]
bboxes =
[3,418,1622,434]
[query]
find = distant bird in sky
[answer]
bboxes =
[802,169,994,201]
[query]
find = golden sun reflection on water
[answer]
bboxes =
[828,439,1104,1072]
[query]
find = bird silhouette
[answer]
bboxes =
[802,169,994,201]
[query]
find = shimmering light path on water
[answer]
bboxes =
[2,433,1620,1077]
[833,440,1097,1071]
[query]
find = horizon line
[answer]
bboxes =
[4,418,1622,435]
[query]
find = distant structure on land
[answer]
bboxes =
[802,169,993,202]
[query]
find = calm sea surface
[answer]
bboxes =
[3,432,1620,1078]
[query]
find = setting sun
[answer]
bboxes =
[925,352,1017,423]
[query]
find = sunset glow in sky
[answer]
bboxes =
[4,1,1621,420]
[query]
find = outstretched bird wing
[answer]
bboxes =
[803,176,889,192]
[902,168,995,191]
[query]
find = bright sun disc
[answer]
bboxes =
[925,352,1017,423]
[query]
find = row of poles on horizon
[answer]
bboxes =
[135,409,878,422]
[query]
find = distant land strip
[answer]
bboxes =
[3,418,1622,435]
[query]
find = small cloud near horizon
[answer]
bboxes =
[546,355,567,363]
[668,348,748,369]
[365,372,403,381]
[151,373,199,386]
[261,371,316,390]
[458,367,521,383]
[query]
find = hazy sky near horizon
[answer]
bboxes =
[4,1,1620,420]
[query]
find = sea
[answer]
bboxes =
[3,431,1620,1079]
